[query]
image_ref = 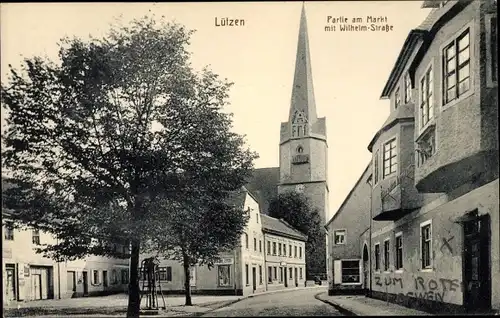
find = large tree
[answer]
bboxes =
[1,15,257,317]
[268,191,326,279]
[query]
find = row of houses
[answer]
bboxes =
[325,0,498,314]
[2,186,308,305]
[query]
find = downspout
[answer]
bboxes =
[57,238,61,299]
[263,233,268,292]
[368,178,373,298]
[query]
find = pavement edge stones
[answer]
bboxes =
[314,292,357,316]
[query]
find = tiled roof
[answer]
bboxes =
[261,214,308,241]
[245,167,280,214]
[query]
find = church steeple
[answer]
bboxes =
[288,4,318,131]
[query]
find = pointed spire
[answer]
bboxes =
[288,3,317,126]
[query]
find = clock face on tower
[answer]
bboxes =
[295,184,305,193]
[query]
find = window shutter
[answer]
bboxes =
[333,260,342,284]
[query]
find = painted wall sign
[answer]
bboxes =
[3,248,12,259]
[215,258,234,265]
[292,154,309,165]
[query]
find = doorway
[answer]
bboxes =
[31,274,42,300]
[67,271,76,296]
[284,267,288,287]
[294,268,298,287]
[82,271,89,296]
[462,213,491,312]
[6,264,16,301]
[363,244,369,294]
[252,267,257,292]
[103,271,108,288]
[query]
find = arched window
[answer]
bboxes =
[296,145,304,153]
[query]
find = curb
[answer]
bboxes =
[314,292,357,316]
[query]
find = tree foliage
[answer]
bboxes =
[268,191,326,279]
[1,15,257,316]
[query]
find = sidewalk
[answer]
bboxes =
[4,285,327,317]
[315,292,433,316]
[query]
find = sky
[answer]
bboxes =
[0,1,432,222]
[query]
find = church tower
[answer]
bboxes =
[278,4,329,227]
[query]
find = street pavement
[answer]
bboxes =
[202,287,342,317]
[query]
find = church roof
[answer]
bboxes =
[245,167,280,214]
[261,214,308,241]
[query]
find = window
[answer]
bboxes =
[278,243,282,256]
[280,267,284,282]
[374,243,380,271]
[486,14,497,86]
[112,269,118,284]
[443,29,470,105]
[254,238,257,251]
[267,241,271,255]
[122,245,128,255]
[395,87,401,109]
[256,213,259,223]
[272,242,277,255]
[341,260,360,283]
[383,138,397,178]
[218,265,231,286]
[404,73,412,103]
[395,233,403,270]
[283,244,286,256]
[32,229,40,245]
[245,233,249,249]
[420,66,434,128]
[384,240,390,271]
[374,150,380,185]
[289,267,293,279]
[259,265,263,284]
[421,221,432,269]
[268,266,272,283]
[121,269,129,284]
[273,267,277,281]
[259,240,262,253]
[92,270,100,285]
[334,229,346,245]
[289,244,292,257]
[245,264,249,285]
[4,223,14,240]
[299,246,302,259]
[294,246,297,258]
[159,267,172,282]
[299,267,303,279]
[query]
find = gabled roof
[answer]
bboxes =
[261,214,308,241]
[245,167,280,214]
[325,161,372,229]
[381,1,469,99]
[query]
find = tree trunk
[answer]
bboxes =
[183,254,192,306]
[127,239,141,318]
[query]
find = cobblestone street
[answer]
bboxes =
[203,287,341,317]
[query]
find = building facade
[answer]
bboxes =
[327,0,498,314]
[2,224,129,305]
[139,188,307,296]
[325,163,372,295]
